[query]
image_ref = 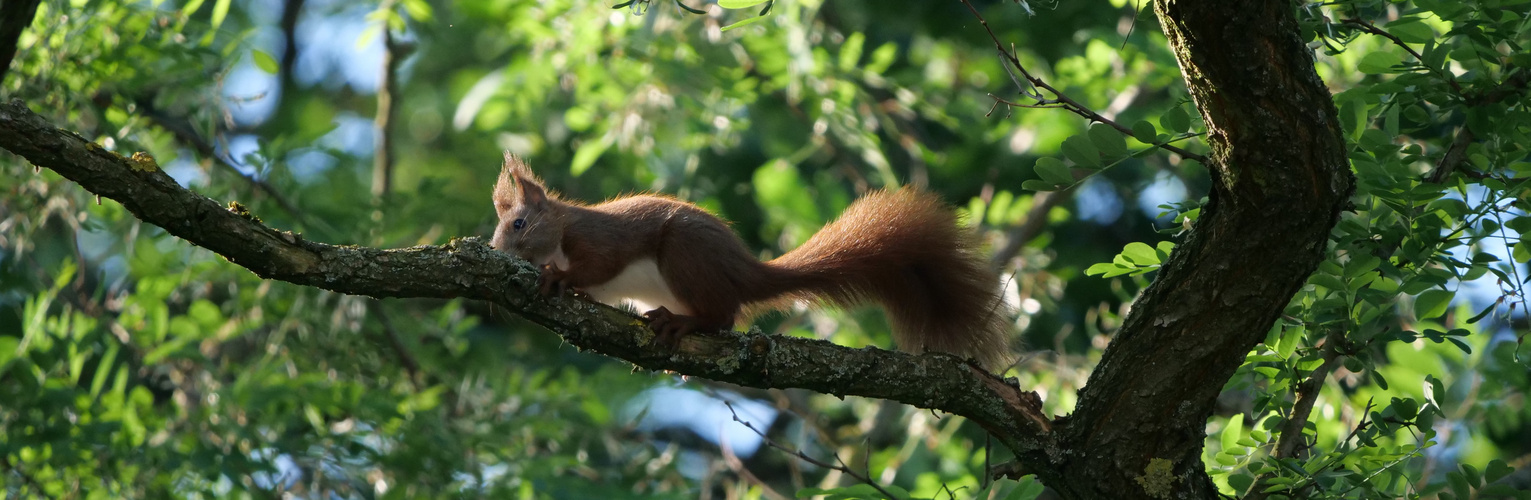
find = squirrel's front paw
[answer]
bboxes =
[537,264,572,295]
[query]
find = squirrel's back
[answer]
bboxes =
[754,189,1014,370]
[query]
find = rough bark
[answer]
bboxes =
[1043,1,1354,498]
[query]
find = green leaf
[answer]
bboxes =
[1061,135,1100,167]
[1358,51,1403,74]
[569,136,612,176]
[1088,123,1128,157]
[1001,476,1045,500]
[721,14,771,31]
[1155,241,1175,262]
[210,0,231,30]
[0,335,17,372]
[1132,120,1159,143]
[1121,242,1160,266]
[1485,459,1513,483]
[402,0,434,21]
[1034,157,1073,185]
[182,0,207,16]
[1309,273,1347,292]
[1385,19,1436,44]
[1228,473,1255,494]
[1504,215,1531,233]
[866,43,898,74]
[1221,414,1244,450]
[1278,325,1301,359]
[1461,463,1482,488]
[1343,254,1381,280]
[1413,289,1453,319]
[839,32,864,72]
[1022,179,1060,192]
[251,50,279,74]
[1448,471,1471,500]
[1338,99,1365,141]
[89,343,119,399]
[1162,106,1191,134]
[718,0,770,7]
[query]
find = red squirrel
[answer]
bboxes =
[490,153,1014,370]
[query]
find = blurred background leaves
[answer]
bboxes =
[2,0,1528,498]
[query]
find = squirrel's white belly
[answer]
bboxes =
[582,258,691,316]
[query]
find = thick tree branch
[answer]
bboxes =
[0,99,1054,459]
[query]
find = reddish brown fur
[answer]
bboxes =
[492,154,1013,370]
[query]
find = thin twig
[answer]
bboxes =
[372,301,422,390]
[1243,327,1345,499]
[1424,68,1529,182]
[990,190,1072,268]
[723,400,902,500]
[957,0,1210,164]
[1340,18,1462,94]
[372,7,402,201]
[135,97,337,238]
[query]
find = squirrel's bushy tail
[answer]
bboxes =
[752,189,1014,370]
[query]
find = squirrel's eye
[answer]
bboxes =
[513,218,526,230]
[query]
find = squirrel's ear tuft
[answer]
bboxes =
[499,152,551,205]
[502,152,533,179]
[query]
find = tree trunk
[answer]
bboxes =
[1037,1,1354,498]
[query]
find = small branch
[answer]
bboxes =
[1272,332,1345,459]
[1424,69,1529,182]
[372,6,403,201]
[723,401,900,500]
[1245,328,1346,499]
[958,0,1210,165]
[1340,18,1462,94]
[133,96,336,238]
[372,301,422,390]
[279,0,305,80]
[1339,18,1531,183]
[1426,127,1474,184]
[990,190,1072,269]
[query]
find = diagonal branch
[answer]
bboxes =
[1425,68,1530,183]
[1245,327,1346,499]
[1340,18,1462,94]
[0,99,1053,453]
[958,0,1210,165]
[132,95,338,238]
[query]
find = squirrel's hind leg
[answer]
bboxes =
[642,306,732,348]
